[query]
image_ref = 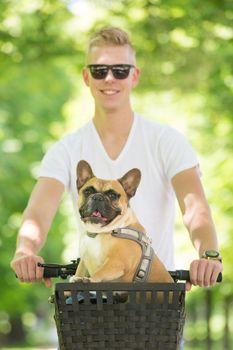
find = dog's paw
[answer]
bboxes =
[69,276,81,283]
[70,276,92,283]
[82,277,93,283]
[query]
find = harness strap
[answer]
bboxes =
[111,228,154,282]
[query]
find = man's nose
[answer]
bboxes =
[105,69,115,81]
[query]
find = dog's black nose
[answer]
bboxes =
[92,193,104,202]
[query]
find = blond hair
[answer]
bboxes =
[87,26,136,58]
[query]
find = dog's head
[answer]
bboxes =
[76,160,141,231]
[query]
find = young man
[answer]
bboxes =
[11,26,222,292]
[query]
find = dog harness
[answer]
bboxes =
[111,228,154,282]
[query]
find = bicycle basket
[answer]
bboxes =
[54,282,186,350]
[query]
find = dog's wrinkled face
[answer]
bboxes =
[76,160,141,230]
[79,178,124,225]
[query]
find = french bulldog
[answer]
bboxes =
[71,160,173,287]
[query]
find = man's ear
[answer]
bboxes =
[76,160,95,191]
[132,67,140,89]
[118,168,141,199]
[82,67,90,87]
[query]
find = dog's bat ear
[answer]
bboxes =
[76,160,95,191]
[118,168,141,199]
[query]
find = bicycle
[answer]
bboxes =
[38,260,222,350]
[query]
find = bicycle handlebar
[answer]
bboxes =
[38,260,80,279]
[169,270,222,282]
[37,260,222,282]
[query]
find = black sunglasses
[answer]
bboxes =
[87,64,135,80]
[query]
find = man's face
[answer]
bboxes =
[82,45,140,112]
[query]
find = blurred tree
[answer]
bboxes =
[0,0,79,346]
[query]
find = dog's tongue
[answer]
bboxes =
[92,210,108,221]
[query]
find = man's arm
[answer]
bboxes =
[171,167,223,290]
[10,177,64,287]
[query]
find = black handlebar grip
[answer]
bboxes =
[37,262,60,278]
[43,267,60,278]
[217,272,222,282]
[37,262,77,279]
[169,270,222,283]
[176,270,190,281]
[169,270,190,281]
[182,270,222,283]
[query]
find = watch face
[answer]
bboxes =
[206,250,219,258]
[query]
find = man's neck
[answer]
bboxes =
[93,107,134,138]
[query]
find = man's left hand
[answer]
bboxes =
[186,258,223,291]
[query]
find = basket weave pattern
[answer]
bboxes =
[54,282,186,350]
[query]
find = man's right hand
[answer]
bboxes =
[10,178,64,289]
[11,254,52,288]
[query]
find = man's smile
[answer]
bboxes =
[100,89,120,95]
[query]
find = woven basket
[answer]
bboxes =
[54,282,186,350]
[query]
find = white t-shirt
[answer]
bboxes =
[38,114,199,269]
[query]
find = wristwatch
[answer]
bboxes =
[202,250,222,263]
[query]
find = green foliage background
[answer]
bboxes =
[0,0,232,348]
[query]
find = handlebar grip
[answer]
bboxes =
[15,264,60,279]
[43,267,60,278]
[169,270,222,283]
[37,262,78,279]
[37,263,60,278]
[217,272,222,282]
[176,270,190,281]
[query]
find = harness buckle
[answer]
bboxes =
[137,269,146,279]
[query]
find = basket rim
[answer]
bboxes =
[55,282,186,292]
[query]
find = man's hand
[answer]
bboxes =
[186,258,223,291]
[11,254,52,288]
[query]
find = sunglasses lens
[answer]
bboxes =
[88,65,134,80]
[90,66,108,79]
[112,66,130,79]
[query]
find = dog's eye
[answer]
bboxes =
[83,186,96,196]
[105,190,120,200]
